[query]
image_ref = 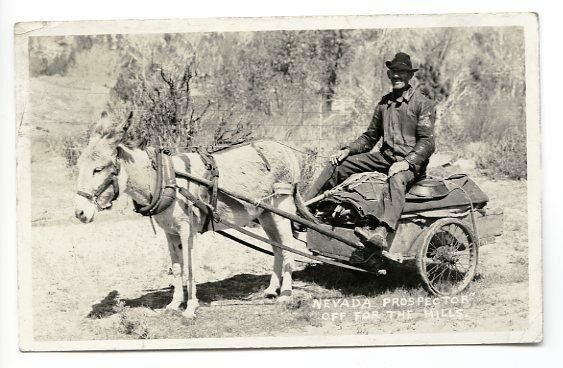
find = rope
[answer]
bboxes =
[272,141,331,159]
[439,177,481,246]
[252,192,277,206]
[149,216,157,235]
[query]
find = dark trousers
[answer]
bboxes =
[304,151,416,229]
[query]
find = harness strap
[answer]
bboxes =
[175,169,365,250]
[177,187,213,218]
[132,149,177,217]
[218,218,370,273]
[197,150,219,231]
[133,149,164,215]
[76,161,120,210]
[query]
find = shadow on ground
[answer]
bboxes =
[293,263,423,296]
[86,273,271,319]
[86,264,424,319]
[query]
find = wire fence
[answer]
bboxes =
[30,91,526,170]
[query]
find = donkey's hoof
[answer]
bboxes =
[278,290,292,303]
[278,295,291,304]
[165,301,183,312]
[165,300,182,310]
[182,300,199,319]
[181,310,196,320]
[263,287,279,299]
[164,308,182,317]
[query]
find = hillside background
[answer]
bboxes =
[28,27,526,181]
[24,27,531,341]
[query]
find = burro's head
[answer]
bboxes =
[74,111,133,223]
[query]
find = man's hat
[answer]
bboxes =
[385,52,418,72]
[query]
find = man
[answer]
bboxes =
[304,52,436,250]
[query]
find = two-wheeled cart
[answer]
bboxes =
[176,166,503,296]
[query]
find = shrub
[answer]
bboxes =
[297,147,324,193]
[475,128,527,180]
[29,46,76,77]
[111,60,254,152]
[114,301,155,339]
[62,136,83,169]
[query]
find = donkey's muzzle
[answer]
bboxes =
[75,208,91,223]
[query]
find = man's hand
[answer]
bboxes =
[388,160,410,177]
[329,148,350,166]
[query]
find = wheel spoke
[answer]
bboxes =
[445,266,453,287]
[454,260,470,272]
[419,219,478,295]
[430,264,449,284]
[453,252,472,257]
[452,237,463,250]
[427,263,442,275]
[452,266,461,283]
[428,263,444,282]
[452,263,468,276]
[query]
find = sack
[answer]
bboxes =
[314,172,489,226]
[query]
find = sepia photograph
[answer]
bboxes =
[14,13,541,351]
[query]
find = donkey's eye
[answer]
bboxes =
[93,167,104,174]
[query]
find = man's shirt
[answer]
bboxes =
[347,84,436,174]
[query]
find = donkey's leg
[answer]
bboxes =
[164,233,185,311]
[258,211,283,298]
[273,195,297,301]
[258,195,296,301]
[179,222,199,319]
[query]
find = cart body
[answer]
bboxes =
[306,206,503,263]
[303,173,504,295]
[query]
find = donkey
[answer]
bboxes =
[74,112,301,319]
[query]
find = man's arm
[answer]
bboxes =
[346,104,383,155]
[404,96,436,172]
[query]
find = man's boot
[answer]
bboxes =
[354,225,389,251]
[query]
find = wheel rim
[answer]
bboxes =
[420,220,478,295]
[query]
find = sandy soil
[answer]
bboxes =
[27,156,531,341]
[24,75,533,342]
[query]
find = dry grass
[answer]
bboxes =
[30,154,529,340]
[27,73,531,341]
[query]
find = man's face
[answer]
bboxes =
[387,69,413,90]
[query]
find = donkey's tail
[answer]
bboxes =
[293,184,322,224]
[284,144,301,185]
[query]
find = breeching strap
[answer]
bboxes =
[197,150,219,231]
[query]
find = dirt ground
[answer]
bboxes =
[27,155,530,341]
[24,76,532,342]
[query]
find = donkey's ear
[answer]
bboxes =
[91,110,113,139]
[121,111,133,133]
[137,137,149,150]
[116,144,134,163]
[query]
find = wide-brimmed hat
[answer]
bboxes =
[385,52,418,72]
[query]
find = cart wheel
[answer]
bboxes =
[416,218,478,296]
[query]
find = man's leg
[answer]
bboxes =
[380,170,416,230]
[304,152,390,202]
[355,169,416,250]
